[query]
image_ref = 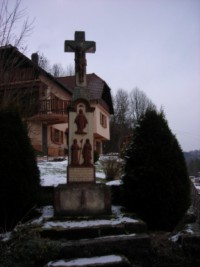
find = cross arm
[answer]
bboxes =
[65,40,96,53]
[65,41,77,52]
[83,41,96,53]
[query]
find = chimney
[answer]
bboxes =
[31,53,39,65]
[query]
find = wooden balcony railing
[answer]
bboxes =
[38,99,71,115]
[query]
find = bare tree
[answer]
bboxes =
[0,0,36,113]
[66,64,75,76]
[114,89,130,126]
[104,87,156,154]
[38,53,51,72]
[51,63,75,77]
[38,56,74,77]
[0,0,33,50]
[104,89,131,153]
[129,87,156,126]
[51,63,65,77]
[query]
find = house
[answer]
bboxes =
[0,45,114,156]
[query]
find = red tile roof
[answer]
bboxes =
[57,73,114,114]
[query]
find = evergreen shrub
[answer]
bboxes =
[0,108,40,230]
[123,109,191,230]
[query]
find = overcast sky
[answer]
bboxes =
[14,0,200,151]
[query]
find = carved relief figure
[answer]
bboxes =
[71,139,80,166]
[75,50,86,83]
[82,139,92,166]
[74,109,88,134]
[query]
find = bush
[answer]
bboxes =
[100,155,124,180]
[0,108,40,230]
[123,109,191,231]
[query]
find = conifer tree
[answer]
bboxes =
[123,109,190,230]
[0,108,40,229]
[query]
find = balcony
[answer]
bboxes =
[39,99,71,114]
[28,99,71,124]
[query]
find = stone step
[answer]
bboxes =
[45,254,132,267]
[58,233,151,265]
[40,220,147,240]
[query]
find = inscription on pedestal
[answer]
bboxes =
[68,167,95,183]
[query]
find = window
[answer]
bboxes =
[100,112,107,128]
[50,127,64,144]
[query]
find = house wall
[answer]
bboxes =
[28,75,71,156]
[29,121,68,156]
[39,75,71,100]
[93,104,110,140]
[48,123,68,156]
[28,76,111,157]
[28,122,42,152]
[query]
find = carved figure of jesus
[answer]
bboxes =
[75,49,87,83]
[65,31,96,86]
[74,109,88,134]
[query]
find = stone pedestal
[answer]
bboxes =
[54,183,111,216]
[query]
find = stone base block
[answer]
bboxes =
[54,184,111,216]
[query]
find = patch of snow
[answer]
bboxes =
[38,160,67,186]
[41,205,54,218]
[46,255,123,266]
[99,154,119,161]
[42,217,137,230]
[170,232,182,243]
[0,231,12,242]
[38,159,107,186]
[170,225,194,243]
[31,206,54,225]
[106,180,122,186]
[42,207,138,230]
[185,224,194,234]
[195,185,200,193]
[186,228,194,234]
[96,172,106,179]
[112,205,123,217]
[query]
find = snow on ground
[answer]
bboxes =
[195,185,200,194]
[38,159,67,186]
[46,255,124,267]
[170,224,195,243]
[106,180,122,186]
[38,158,121,187]
[42,215,138,230]
[0,231,12,242]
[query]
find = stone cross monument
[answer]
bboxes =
[54,31,111,216]
[65,31,96,183]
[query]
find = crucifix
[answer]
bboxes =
[54,31,111,216]
[65,31,96,86]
